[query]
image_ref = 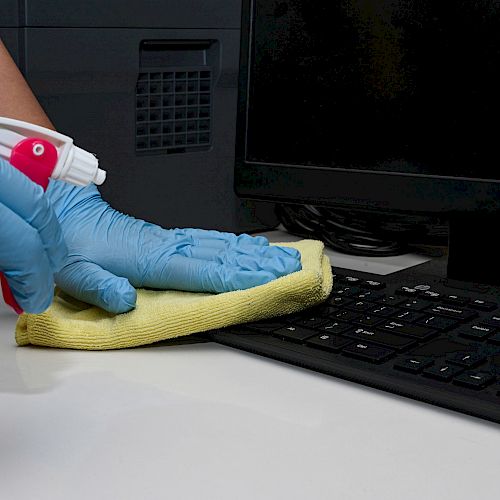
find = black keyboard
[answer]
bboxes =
[210,267,500,424]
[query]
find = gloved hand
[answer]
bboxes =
[0,158,67,313]
[46,180,301,314]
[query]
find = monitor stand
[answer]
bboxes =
[447,213,500,286]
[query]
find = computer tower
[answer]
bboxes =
[0,0,278,233]
[1,1,19,63]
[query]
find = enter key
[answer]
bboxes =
[344,327,416,351]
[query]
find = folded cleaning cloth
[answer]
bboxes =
[15,239,332,350]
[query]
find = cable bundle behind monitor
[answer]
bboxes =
[275,204,448,257]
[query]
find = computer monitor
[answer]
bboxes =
[235,0,500,285]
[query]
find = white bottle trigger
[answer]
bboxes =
[0,116,106,186]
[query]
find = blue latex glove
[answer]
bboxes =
[46,180,301,314]
[0,158,67,313]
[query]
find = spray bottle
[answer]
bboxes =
[0,116,107,314]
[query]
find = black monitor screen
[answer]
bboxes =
[246,0,500,180]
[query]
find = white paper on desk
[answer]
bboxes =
[260,229,431,275]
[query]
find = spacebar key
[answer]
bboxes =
[342,342,395,363]
[381,321,437,340]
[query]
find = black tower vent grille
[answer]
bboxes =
[135,68,212,154]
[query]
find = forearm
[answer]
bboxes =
[0,40,54,130]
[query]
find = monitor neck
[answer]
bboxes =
[447,213,500,286]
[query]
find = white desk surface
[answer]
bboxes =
[1,234,500,500]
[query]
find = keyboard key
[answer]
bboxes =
[332,310,361,323]
[305,334,352,352]
[342,342,395,363]
[361,280,386,290]
[458,324,495,340]
[453,371,496,390]
[294,316,329,329]
[469,299,497,312]
[354,315,385,327]
[328,296,354,308]
[446,351,486,368]
[420,290,441,301]
[272,326,316,342]
[376,295,407,307]
[382,321,438,340]
[344,327,416,351]
[487,333,500,345]
[331,286,362,297]
[400,299,432,311]
[394,356,434,374]
[443,294,470,306]
[423,363,464,382]
[354,290,384,301]
[396,286,419,297]
[412,284,432,291]
[319,321,352,335]
[312,305,338,316]
[425,305,478,322]
[344,276,362,284]
[370,305,399,317]
[345,300,373,313]
[416,315,459,331]
[483,315,500,328]
[282,312,307,324]
[393,310,425,323]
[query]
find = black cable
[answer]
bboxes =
[275,203,448,257]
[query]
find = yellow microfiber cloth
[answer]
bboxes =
[15,239,332,350]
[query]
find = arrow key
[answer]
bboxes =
[272,326,316,342]
[394,356,434,374]
[423,363,464,382]
[446,351,486,368]
[453,371,496,390]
